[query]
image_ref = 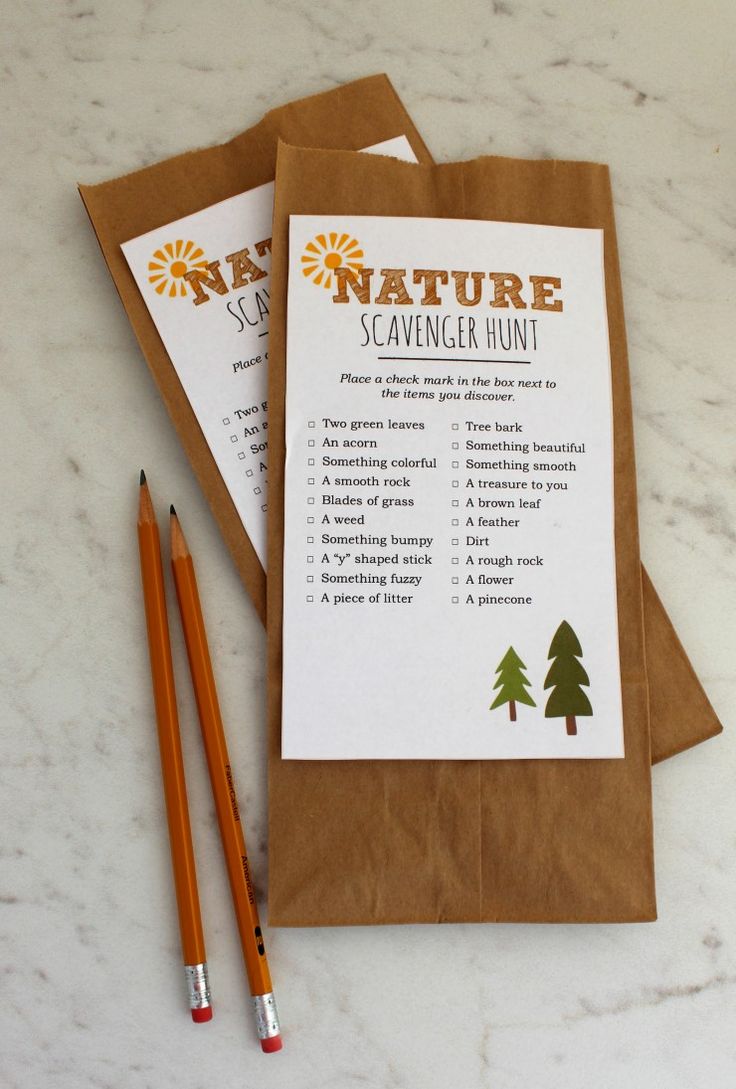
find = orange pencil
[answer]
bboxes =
[137,472,212,1023]
[169,506,282,1053]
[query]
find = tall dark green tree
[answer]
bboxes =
[490,646,536,721]
[544,621,592,736]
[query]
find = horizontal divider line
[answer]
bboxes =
[376,356,531,364]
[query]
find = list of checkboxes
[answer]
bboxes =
[451,427,460,576]
[451,426,460,580]
[307,427,316,550]
[451,434,461,604]
[295,418,478,607]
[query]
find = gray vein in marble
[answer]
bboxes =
[568,972,736,1021]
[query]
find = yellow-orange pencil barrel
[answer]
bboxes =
[169,506,282,1053]
[136,472,212,1023]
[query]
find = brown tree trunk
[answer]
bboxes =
[509,700,516,722]
[566,715,577,735]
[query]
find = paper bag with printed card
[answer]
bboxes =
[266,142,719,923]
[77,76,720,918]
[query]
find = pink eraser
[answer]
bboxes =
[191,1006,213,1023]
[261,1034,283,1053]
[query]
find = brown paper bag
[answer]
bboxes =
[78,75,432,619]
[267,144,661,924]
[77,74,720,767]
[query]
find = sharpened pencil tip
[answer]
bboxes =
[140,469,146,485]
[170,504,176,516]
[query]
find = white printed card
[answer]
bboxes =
[281,214,623,760]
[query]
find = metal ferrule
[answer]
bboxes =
[184,962,212,1011]
[252,992,281,1039]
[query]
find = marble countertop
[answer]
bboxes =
[2,2,734,1086]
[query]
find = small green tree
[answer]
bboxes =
[490,646,536,721]
[544,621,592,736]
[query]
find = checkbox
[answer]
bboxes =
[307,536,314,544]
[222,417,230,425]
[452,480,459,488]
[452,423,459,431]
[307,516,314,524]
[308,421,316,428]
[238,451,245,460]
[306,595,314,602]
[452,557,459,565]
[308,458,315,466]
[452,519,459,526]
[231,435,239,444]
[307,477,315,485]
[307,556,314,563]
[452,500,459,507]
[308,439,315,447]
[307,575,314,583]
[246,469,254,477]
[254,487,261,494]
[307,496,315,505]
[451,538,459,546]
[452,461,459,469]
[452,442,459,450]
[261,504,267,512]
[452,596,459,604]
[452,577,459,584]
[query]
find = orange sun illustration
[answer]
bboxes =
[301,232,363,290]
[148,240,208,297]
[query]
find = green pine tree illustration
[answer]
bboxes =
[544,621,593,736]
[490,646,536,722]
